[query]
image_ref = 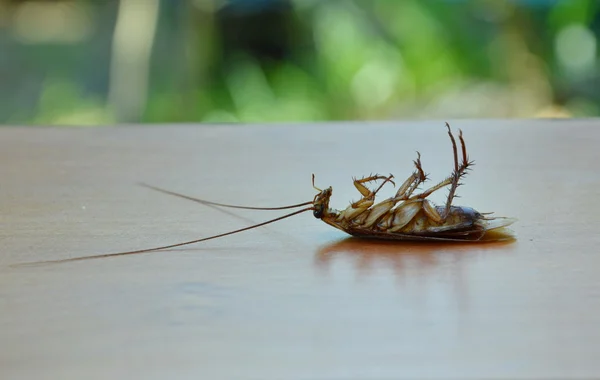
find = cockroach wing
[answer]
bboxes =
[475,216,518,231]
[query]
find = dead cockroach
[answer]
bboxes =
[25,123,515,265]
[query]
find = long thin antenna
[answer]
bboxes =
[18,206,314,266]
[139,183,313,210]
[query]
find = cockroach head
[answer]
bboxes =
[311,174,332,219]
[312,186,332,219]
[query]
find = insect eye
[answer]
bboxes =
[313,204,324,218]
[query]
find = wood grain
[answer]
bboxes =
[1,120,600,379]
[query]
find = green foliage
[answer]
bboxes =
[2,0,599,125]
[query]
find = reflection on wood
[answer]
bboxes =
[315,232,516,276]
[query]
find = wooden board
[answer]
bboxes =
[1,119,600,379]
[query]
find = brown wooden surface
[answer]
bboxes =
[1,120,600,379]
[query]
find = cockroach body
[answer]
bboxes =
[310,124,515,242]
[22,123,515,265]
[313,185,511,242]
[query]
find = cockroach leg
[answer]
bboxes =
[422,199,444,224]
[392,151,428,201]
[410,124,473,222]
[413,151,427,184]
[349,174,394,207]
[439,127,473,220]
[351,174,395,199]
[446,122,460,173]
[372,174,396,194]
[353,153,428,228]
[338,174,395,222]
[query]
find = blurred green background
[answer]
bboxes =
[0,0,599,125]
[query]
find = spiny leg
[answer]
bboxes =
[372,174,396,196]
[351,174,395,205]
[441,125,473,218]
[411,125,463,199]
[362,153,428,229]
[353,151,425,207]
[339,174,395,222]
[410,123,473,221]
[392,151,428,201]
